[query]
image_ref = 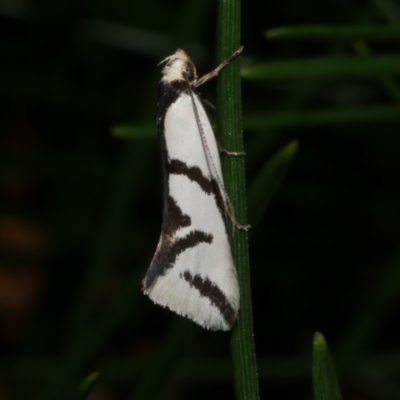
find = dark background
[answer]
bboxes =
[1,0,400,399]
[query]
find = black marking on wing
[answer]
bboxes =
[144,193,190,288]
[182,271,236,328]
[168,159,226,219]
[169,159,212,194]
[157,81,193,237]
[144,230,213,289]
[164,195,191,237]
[167,231,212,266]
[157,80,189,128]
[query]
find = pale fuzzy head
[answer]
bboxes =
[159,49,197,84]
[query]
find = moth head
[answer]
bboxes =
[159,49,198,84]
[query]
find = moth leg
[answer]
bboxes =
[197,92,216,111]
[194,46,244,88]
[217,141,246,156]
[203,98,216,111]
[226,205,251,231]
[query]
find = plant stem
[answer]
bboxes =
[216,1,260,399]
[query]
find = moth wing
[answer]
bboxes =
[143,92,239,331]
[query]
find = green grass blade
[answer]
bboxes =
[266,25,400,41]
[216,1,259,400]
[370,0,400,23]
[111,123,155,139]
[243,106,400,130]
[242,55,400,81]
[353,41,400,105]
[247,141,298,229]
[76,372,99,400]
[313,332,343,400]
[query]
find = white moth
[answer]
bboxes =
[142,47,245,331]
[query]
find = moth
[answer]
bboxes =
[142,47,246,331]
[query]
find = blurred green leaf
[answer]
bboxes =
[370,0,400,24]
[243,106,400,130]
[266,25,400,41]
[76,372,99,400]
[111,123,155,139]
[313,332,343,400]
[353,41,400,104]
[248,141,298,229]
[242,55,400,80]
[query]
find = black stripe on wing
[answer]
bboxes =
[182,271,236,329]
[143,195,213,289]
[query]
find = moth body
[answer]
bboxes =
[142,49,241,331]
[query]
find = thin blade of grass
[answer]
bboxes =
[111,123,155,139]
[242,55,400,81]
[243,106,400,130]
[266,25,400,41]
[353,41,400,104]
[370,0,400,24]
[313,332,343,400]
[75,372,99,400]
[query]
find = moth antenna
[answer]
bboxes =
[157,48,185,66]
